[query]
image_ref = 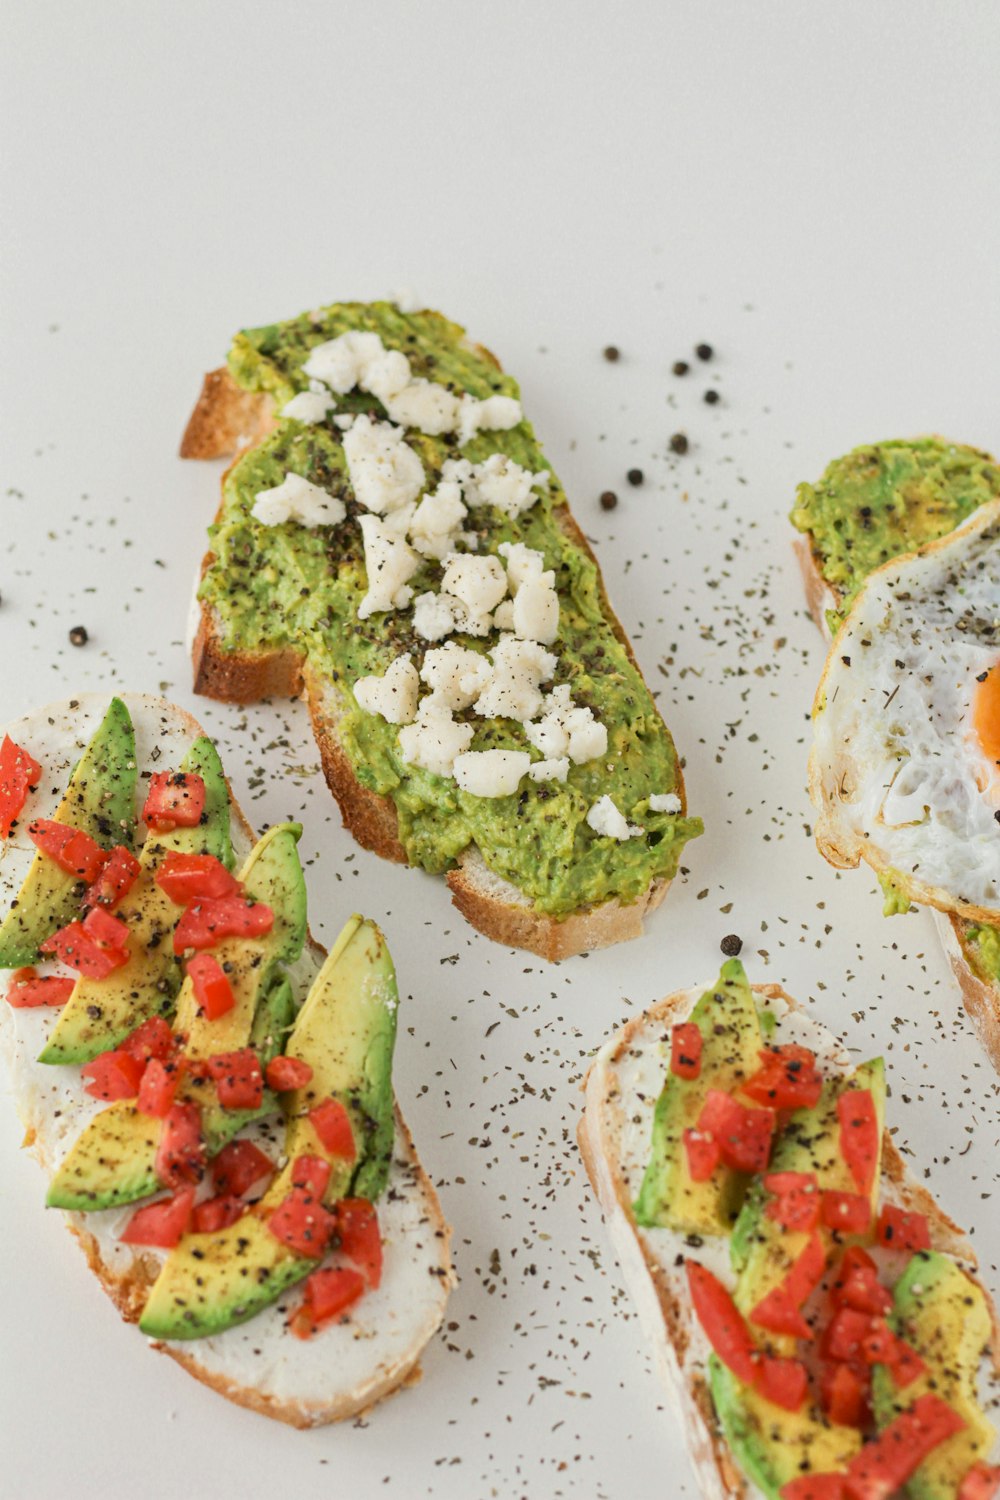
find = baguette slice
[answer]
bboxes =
[578,980,994,1499]
[0,693,454,1428]
[183,352,687,961]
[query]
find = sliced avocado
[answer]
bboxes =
[730,1058,886,1355]
[710,1358,861,1499]
[45,826,306,1209]
[0,698,137,967]
[633,959,764,1234]
[38,737,233,1065]
[139,915,399,1340]
[249,973,297,1069]
[871,1252,996,1499]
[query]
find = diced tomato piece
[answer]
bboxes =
[683,1127,722,1182]
[172,895,274,955]
[697,1088,775,1174]
[820,1361,870,1428]
[5,967,75,1008]
[120,1188,195,1248]
[120,1015,175,1066]
[0,735,42,836]
[265,1055,314,1092]
[831,1248,892,1317]
[764,1171,821,1233]
[750,1285,813,1340]
[876,1205,931,1253]
[959,1463,1000,1500]
[821,1306,872,1364]
[861,1318,926,1387]
[27,818,108,883]
[291,1154,332,1200]
[686,1261,759,1385]
[821,1191,872,1236]
[670,1022,703,1080]
[836,1090,879,1195]
[211,1139,274,1198]
[142,771,206,831]
[136,1057,182,1119]
[155,1102,204,1187]
[154,851,240,905]
[191,1194,245,1234]
[334,1198,382,1289]
[84,845,141,910]
[267,1186,336,1258]
[80,1048,145,1100]
[785,1233,826,1303]
[186,953,235,1021]
[204,1048,264,1111]
[40,920,127,978]
[781,1478,848,1500]
[81,904,130,951]
[743,1044,824,1110]
[844,1391,965,1499]
[308,1097,356,1160]
[754,1355,808,1412]
[291,1266,366,1337]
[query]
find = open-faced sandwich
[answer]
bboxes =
[181,301,702,960]
[0,694,452,1427]
[807,500,1000,1070]
[579,960,999,1499]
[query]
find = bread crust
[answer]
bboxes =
[184,365,691,957]
[932,911,1000,1074]
[792,534,838,641]
[578,982,984,1498]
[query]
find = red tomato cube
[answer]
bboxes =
[120,1188,195,1248]
[41,921,127,978]
[27,818,108,883]
[154,851,240,905]
[291,1155,332,1200]
[204,1049,264,1112]
[308,1097,356,1160]
[84,845,141,910]
[210,1139,274,1198]
[0,736,42,836]
[876,1204,931,1253]
[836,1089,879,1195]
[186,953,235,1020]
[191,1194,245,1234]
[136,1057,182,1119]
[334,1198,382,1289]
[155,1102,204,1187]
[670,1022,703,1079]
[172,895,274,955]
[142,771,206,831]
[267,1186,336,1258]
[80,1049,145,1100]
[265,1055,314,1092]
[821,1190,872,1235]
[5,967,75,1008]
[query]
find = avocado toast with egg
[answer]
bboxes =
[0,694,452,1426]
[182,301,702,959]
[578,962,999,1498]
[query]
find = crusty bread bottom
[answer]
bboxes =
[185,366,690,959]
[578,981,979,1499]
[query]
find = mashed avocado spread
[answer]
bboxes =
[199,302,702,916]
[791,437,1000,625]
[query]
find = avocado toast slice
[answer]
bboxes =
[0,694,452,1427]
[181,300,702,960]
[578,965,999,1499]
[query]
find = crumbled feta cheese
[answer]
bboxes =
[453,749,530,798]
[492,600,515,631]
[398,698,474,778]
[303,330,384,394]
[420,643,488,712]
[586,796,643,841]
[390,286,421,314]
[357,514,421,619]
[251,472,346,529]
[473,635,557,723]
[440,554,508,616]
[525,685,607,764]
[353,656,419,724]
[512,578,559,645]
[342,415,425,515]
[528,757,570,784]
[649,792,682,813]
[280,390,335,424]
[408,480,468,560]
[384,380,462,436]
[566,714,608,764]
[498,541,553,593]
[410,591,492,641]
[462,454,546,518]
[456,394,523,446]
[334,414,356,431]
[361,348,411,404]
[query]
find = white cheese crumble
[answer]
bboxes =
[352,656,419,725]
[280,389,335,424]
[357,515,421,620]
[456,394,523,447]
[342,415,425,516]
[408,480,469,560]
[586,796,644,841]
[528,757,570,784]
[453,749,530,798]
[440,555,508,618]
[498,540,553,592]
[419,643,487,712]
[398,698,474,778]
[251,472,346,529]
[649,792,682,813]
[473,636,557,724]
[449,454,548,519]
[511,578,559,645]
[525,685,608,765]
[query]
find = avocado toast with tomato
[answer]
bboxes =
[578,963,999,1499]
[0,693,453,1427]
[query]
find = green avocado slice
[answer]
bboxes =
[38,737,232,1066]
[871,1252,996,1499]
[0,698,137,968]
[139,914,399,1341]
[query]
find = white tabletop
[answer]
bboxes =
[2,3,998,1497]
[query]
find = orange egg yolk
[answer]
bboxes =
[973,665,1000,766]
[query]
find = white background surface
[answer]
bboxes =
[2,3,999,1497]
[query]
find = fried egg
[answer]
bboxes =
[809,499,1000,918]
